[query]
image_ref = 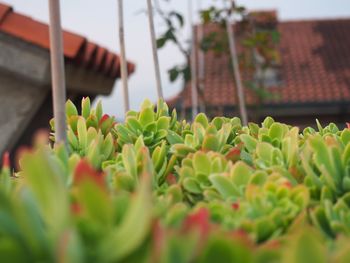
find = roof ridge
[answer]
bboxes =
[280,17,350,23]
[194,17,350,28]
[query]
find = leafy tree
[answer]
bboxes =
[200,1,281,117]
[154,0,191,83]
[155,0,281,119]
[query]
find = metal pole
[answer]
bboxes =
[189,0,199,119]
[146,0,164,100]
[118,0,130,113]
[224,4,248,125]
[48,0,67,143]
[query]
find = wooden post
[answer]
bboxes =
[146,0,164,100]
[189,0,199,119]
[48,0,67,143]
[224,5,248,125]
[118,0,130,113]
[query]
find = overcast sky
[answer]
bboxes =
[4,0,350,118]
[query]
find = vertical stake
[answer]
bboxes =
[146,0,164,100]
[48,0,67,144]
[224,2,248,125]
[189,0,199,120]
[118,0,130,114]
[197,0,205,113]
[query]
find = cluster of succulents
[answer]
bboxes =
[1,98,350,262]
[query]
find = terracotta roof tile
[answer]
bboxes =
[96,47,109,72]
[0,12,85,58]
[104,52,115,74]
[111,55,121,78]
[127,62,136,74]
[82,42,98,67]
[0,3,135,79]
[249,10,278,28]
[169,18,350,108]
[0,3,10,23]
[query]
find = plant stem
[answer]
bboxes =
[118,0,130,114]
[48,0,67,144]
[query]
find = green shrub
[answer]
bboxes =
[1,98,350,262]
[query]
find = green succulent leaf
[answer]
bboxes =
[240,134,257,153]
[66,100,78,117]
[139,108,155,127]
[193,152,211,176]
[99,172,152,262]
[122,145,138,180]
[81,97,91,119]
[195,113,209,128]
[230,161,253,188]
[183,177,202,194]
[77,117,88,153]
[202,134,220,152]
[209,174,240,198]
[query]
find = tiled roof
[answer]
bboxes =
[0,3,135,78]
[168,18,350,108]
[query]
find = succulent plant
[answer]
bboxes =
[170,113,242,160]
[0,146,154,262]
[50,98,117,171]
[114,99,178,151]
[1,97,350,262]
[302,133,350,202]
[311,192,350,238]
